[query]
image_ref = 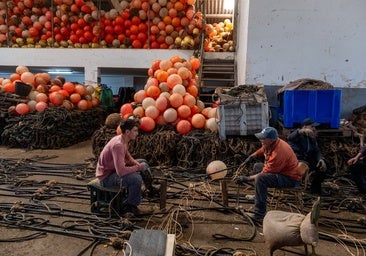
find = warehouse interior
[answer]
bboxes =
[0,0,366,255]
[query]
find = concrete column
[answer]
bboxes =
[236,0,250,85]
[84,66,100,86]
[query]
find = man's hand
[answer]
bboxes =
[137,162,149,172]
[140,162,149,171]
[347,157,358,165]
[299,128,315,137]
[316,159,327,171]
[236,175,251,185]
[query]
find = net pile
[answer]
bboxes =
[1,107,106,149]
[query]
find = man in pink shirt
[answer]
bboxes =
[96,118,150,216]
[236,127,301,222]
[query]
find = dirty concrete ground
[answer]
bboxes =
[0,140,365,256]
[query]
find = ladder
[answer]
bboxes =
[199,54,236,106]
[194,0,237,107]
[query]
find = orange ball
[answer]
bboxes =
[191,113,206,129]
[169,93,183,108]
[69,93,81,104]
[49,91,64,106]
[120,103,134,116]
[155,115,167,125]
[159,59,173,71]
[75,84,87,97]
[21,71,35,85]
[3,81,15,93]
[134,89,147,103]
[145,105,160,119]
[9,73,21,82]
[190,105,200,116]
[177,104,191,119]
[92,97,100,107]
[145,77,159,87]
[15,103,30,115]
[133,106,145,117]
[183,94,196,107]
[35,92,48,103]
[139,116,156,132]
[190,57,201,70]
[35,101,48,112]
[163,108,178,123]
[186,85,198,97]
[77,99,89,110]
[176,120,192,135]
[156,70,169,82]
[167,74,183,89]
[177,66,191,80]
[63,82,75,94]
[49,85,61,93]
[156,96,168,112]
[146,85,161,99]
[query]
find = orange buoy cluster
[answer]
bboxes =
[0,0,203,49]
[0,66,100,116]
[120,55,218,135]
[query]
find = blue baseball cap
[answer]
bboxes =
[302,118,320,127]
[255,127,278,140]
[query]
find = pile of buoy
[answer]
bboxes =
[0,65,100,116]
[119,55,219,135]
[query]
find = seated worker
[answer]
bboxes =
[236,127,301,221]
[95,118,153,216]
[347,144,366,194]
[287,118,327,195]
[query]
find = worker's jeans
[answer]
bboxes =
[101,172,143,207]
[101,159,149,207]
[349,161,366,194]
[254,172,300,216]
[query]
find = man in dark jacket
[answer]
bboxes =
[287,118,327,195]
[347,145,366,194]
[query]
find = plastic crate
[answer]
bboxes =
[278,89,342,128]
[218,101,269,140]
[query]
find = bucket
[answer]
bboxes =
[15,81,32,97]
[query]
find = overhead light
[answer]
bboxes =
[224,0,234,10]
[48,71,73,74]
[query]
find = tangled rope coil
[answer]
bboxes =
[1,107,106,149]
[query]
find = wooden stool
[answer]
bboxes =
[87,178,128,216]
[269,162,309,212]
[269,186,304,212]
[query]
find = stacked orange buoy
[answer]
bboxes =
[0,0,203,49]
[120,55,219,135]
[0,65,100,116]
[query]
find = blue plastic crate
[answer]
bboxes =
[278,89,342,128]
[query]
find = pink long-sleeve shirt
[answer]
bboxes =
[96,135,139,181]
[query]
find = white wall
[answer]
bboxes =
[244,0,366,88]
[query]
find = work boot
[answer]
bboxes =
[123,204,151,217]
[245,212,264,224]
[147,184,161,198]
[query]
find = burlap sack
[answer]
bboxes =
[300,212,319,246]
[263,210,305,252]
